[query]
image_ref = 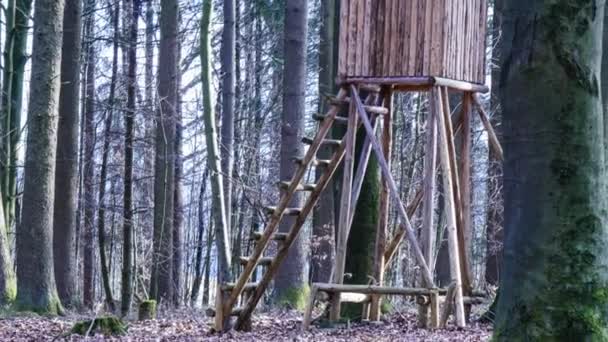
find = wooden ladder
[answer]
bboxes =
[217,85,387,331]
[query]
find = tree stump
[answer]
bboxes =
[138,300,157,320]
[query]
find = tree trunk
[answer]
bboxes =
[172,36,184,308]
[273,0,309,309]
[121,0,140,316]
[494,1,608,340]
[150,0,179,303]
[16,0,65,314]
[221,0,235,233]
[0,190,14,304]
[1,0,33,230]
[53,0,82,309]
[190,169,209,306]
[312,0,337,284]
[96,0,118,312]
[81,0,98,309]
[200,0,231,324]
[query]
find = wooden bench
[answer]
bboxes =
[302,283,486,330]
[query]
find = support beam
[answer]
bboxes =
[458,92,474,302]
[350,84,433,287]
[441,88,473,301]
[418,89,438,328]
[472,94,504,161]
[433,87,466,328]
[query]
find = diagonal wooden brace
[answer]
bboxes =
[350,84,434,287]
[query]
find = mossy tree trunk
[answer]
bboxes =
[15,0,65,315]
[273,0,310,310]
[494,1,608,340]
[342,131,380,318]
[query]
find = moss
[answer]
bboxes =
[1,280,16,304]
[342,128,380,320]
[494,2,608,339]
[70,316,127,336]
[275,285,310,310]
[14,294,63,316]
[138,300,157,320]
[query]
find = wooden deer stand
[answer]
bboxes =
[213,0,500,332]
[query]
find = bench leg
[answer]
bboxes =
[302,285,319,330]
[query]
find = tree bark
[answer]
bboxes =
[200,0,231,325]
[312,0,337,284]
[172,35,184,308]
[494,1,608,340]
[95,0,118,312]
[150,0,179,303]
[221,0,235,233]
[53,0,82,309]
[16,0,65,314]
[81,0,98,309]
[121,0,140,316]
[273,0,309,309]
[190,169,209,306]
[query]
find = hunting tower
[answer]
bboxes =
[214,0,500,332]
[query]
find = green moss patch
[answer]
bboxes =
[275,285,310,311]
[70,316,127,336]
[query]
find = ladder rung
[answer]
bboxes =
[251,232,288,241]
[364,105,389,115]
[294,157,331,168]
[301,136,341,147]
[239,256,273,266]
[328,97,350,106]
[222,282,258,292]
[205,307,243,317]
[313,113,348,124]
[328,98,387,115]
[264,206,302,216]
[278,181,316,192]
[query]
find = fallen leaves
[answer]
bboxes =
[0,307,492,341]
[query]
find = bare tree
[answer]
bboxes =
[150,0,179,303]
[53,0,82,308]
[16,0,65,314]
[274,0,309,308]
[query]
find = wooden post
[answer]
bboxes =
[441,88,473,308]
[330,91,359,321]
[370,87,392,321]
[459,92,474,302]
[302,285,319,330]
[418,91,438,328]
[433,87,466,327]
[472,94,503,161]
[350,84,433,286]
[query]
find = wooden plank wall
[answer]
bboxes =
[338,0,487,84]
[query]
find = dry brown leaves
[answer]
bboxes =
[0,309,491,341]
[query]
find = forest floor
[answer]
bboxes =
[0,306,493,341]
